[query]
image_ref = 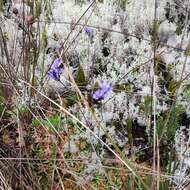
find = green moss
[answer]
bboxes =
[64,151,72,159]
[140,96,152,117]
[126,118,133,146]
[149,20,161,43]
[79,138,91,152]
[118,0,129,11]
[42,28,48,49]
[154,56,179,101]
[32,144,43,158]
[175,14,185,35]
[93,58,107,75]
[64,93,78,107]
[182,83,190,98]
[185,44,190,56]
[34,1,42,18]
[26,0,33,8]
[0,0,6,11]
[74,0,86,6]
[75,64,87,87]
[114,83,131,93]
[32,114,62,131]
[101,32,110,43]
[154,54,163,75]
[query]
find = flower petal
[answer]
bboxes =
[51,58,62,69]
[84,26,93,36]
[92,81,112,100]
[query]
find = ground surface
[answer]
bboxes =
[1,0,190,189]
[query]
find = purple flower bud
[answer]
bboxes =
[48,58,63,81]
[92,80,112,100]
[84,26,93,36]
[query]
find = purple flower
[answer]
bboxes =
[51,58,62,69]
[48,69,62,81]
[84,26,93,36]
[48,58,63,81]
[92,80,112,100]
